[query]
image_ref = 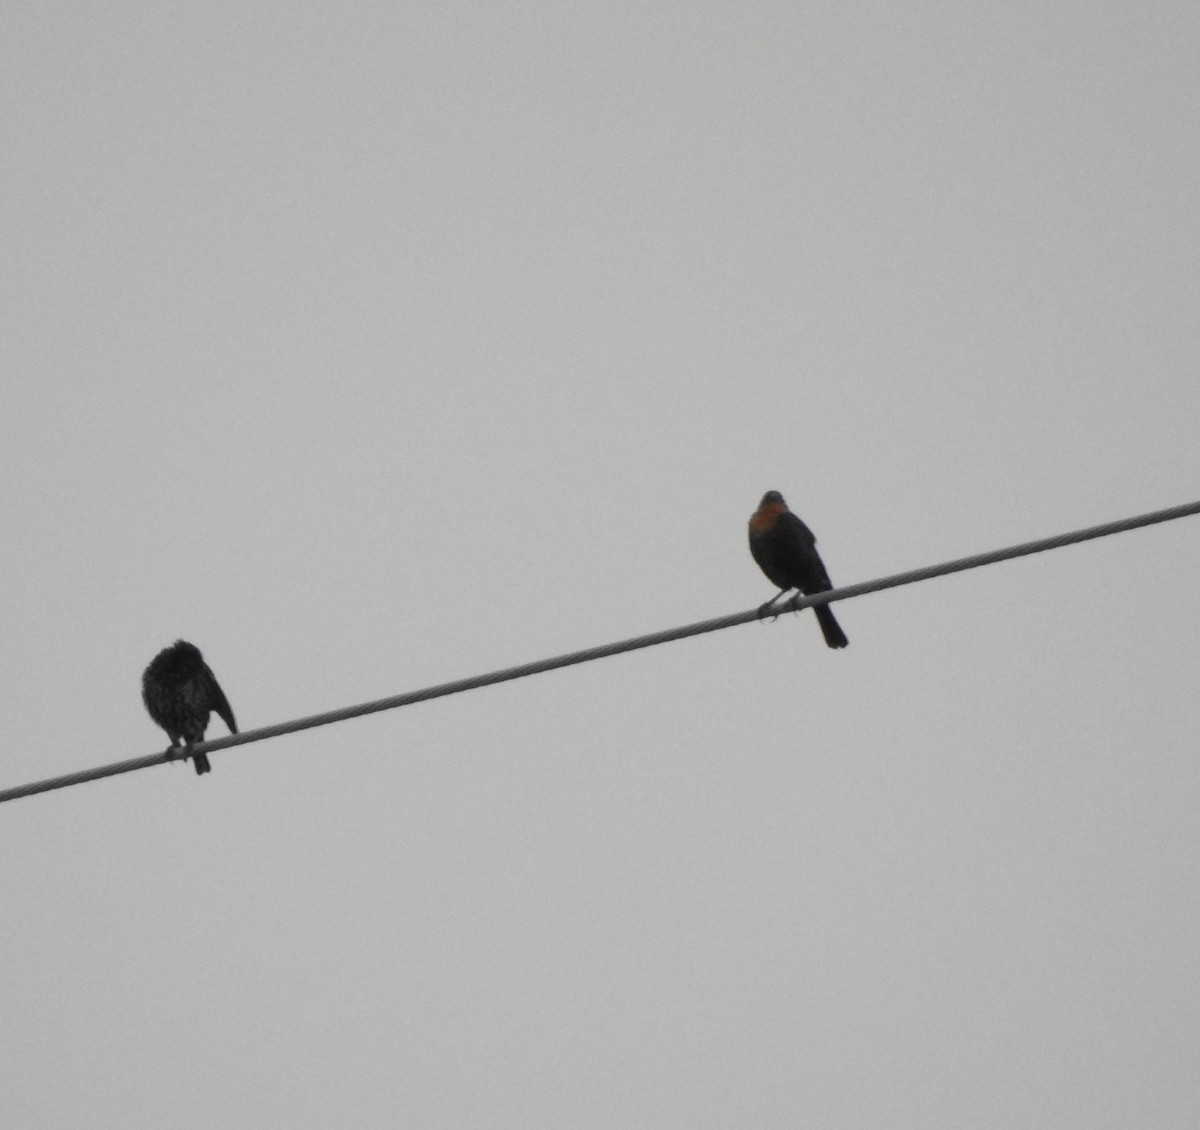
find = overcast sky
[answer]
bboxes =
[3,2,1199,1126]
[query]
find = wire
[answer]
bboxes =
[3,498,1197,805]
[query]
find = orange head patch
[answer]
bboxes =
[749,491,789,534]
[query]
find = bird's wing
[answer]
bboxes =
[206,669,238,734]
[778,511,834,590]
[777,509,817,551]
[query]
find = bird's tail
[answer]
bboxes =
[192,751,212,775]
[815,604,849,650]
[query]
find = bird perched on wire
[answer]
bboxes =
[142,640,238,775]
[748,490,849,649]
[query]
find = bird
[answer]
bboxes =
[142,640,238,775]
[748,490,849,649]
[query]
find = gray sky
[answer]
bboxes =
[3,1,1199,1126]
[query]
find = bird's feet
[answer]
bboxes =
[757,599,781,621]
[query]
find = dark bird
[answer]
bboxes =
[142,640,238,775]
[748,490,849,649]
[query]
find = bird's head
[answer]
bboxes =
[167,640,205,670]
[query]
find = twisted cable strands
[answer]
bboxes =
[2,498,1197,805]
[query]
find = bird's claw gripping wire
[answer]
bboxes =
[757,598,783,622]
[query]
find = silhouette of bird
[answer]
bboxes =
[142,640,238,775]
[748,490,849,649]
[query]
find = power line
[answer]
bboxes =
[3,498,1197,805]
